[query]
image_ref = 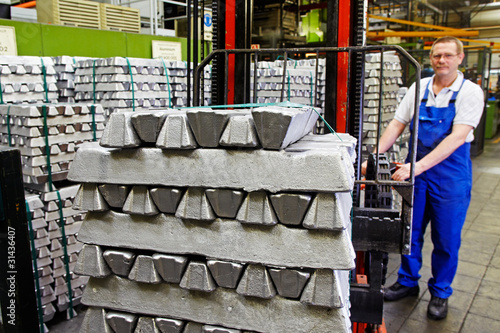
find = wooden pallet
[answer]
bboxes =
[100,3,140,34]
[37,0,101,29]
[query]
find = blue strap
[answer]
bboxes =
[422,78,466,104]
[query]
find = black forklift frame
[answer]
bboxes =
[193,45,421,324]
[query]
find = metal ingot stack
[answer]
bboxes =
[362,51,408,163]
[69,106,357,332]
[250,59,324,106]
[74,58,212,117]
[40,184,89,314]
[53,56,91,104]
[0,103,105,185]
[1,102,104,321]
[0,56,58,104]
[26,192,56,326]
[25,187,90,324]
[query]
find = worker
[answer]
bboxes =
[363,36,484,320]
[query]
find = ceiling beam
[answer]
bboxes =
[368,14,464,31]
[367,30,479,38]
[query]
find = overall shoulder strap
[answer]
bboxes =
[421,79,432,103]
[449,78,467,104]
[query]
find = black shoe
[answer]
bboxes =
[427,296,448,320]
[384,282,420,301]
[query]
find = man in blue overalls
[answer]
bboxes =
[371,37,484,319]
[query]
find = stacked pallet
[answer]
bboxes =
[53,56,93,103]
[0,104,105,185]
[1,102,105,322]
[37,0,101,29]
[362,51,408,163]
[53,56,76,103]
[0,56,58,104]
[26,189,89,325]
[26,193,54,327]
[250,58,326,133]
[74,57,212,118]
[100,3,140,34]
[69,106,357,332]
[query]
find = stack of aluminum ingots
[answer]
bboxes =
[362,51,409,163]
[0,56,58,104]
[0,103,105,322]
[69,105,357,332]
[53,56,94,103]
[74,58,212,118]
[0,104,105,185]
[250,59,326,134]
[26,188,89,325]
[250,59,325,106]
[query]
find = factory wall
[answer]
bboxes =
[0,19,189,59]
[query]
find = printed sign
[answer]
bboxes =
[0,26,17,56]
[152,40,182,61]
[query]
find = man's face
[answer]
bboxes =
[429,42,464,78]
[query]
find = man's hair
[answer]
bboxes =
[430,36,464,54]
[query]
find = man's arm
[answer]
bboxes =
[361,119,406,175]
[392,124,473,181]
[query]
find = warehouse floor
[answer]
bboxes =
[45,135,500,333]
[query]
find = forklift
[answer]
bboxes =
[184,1,421,330]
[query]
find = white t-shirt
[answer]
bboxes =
[394,71,484,142]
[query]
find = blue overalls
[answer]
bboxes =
[398,79,472,299]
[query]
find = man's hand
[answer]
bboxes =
[361,160,368,176]
[392,162,425,181]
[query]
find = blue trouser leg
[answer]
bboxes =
[426,184,470,298]
[397,178,430,288]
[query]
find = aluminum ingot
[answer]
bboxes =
[100,112,141,148]
[300,269,343,308]
[81,276,352,332]
[303,192,352,231]
[219,114,259,148]
[203,325,241,333]
[103,249,136,277]
[155,317,185,333]
[134,316,161,333]
[183,322,203,333]
[69,141,355,193]
[179,261,216,292]
[236,191,277,226]
[74,244,111,278]
[149,187,184,214]
[268,268,310,299]
[207,260,244,289]
[122,186,159,216]
[251,106,319,150]
[131,111,168,143]
[73,183,109,212]
[128,255,162,284]
[156,112,198,149]
[175,188,215,222]
[106,311,138,333]
[152,254,188,284]
[236,264,276,299]
[269,193,312,226]
[79,307,113,333]
[79,211,356,270]
[97,184,131,208]
[205,189,244,219]
[186,109,240,147]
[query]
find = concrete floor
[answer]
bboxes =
[44,135,500,333]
